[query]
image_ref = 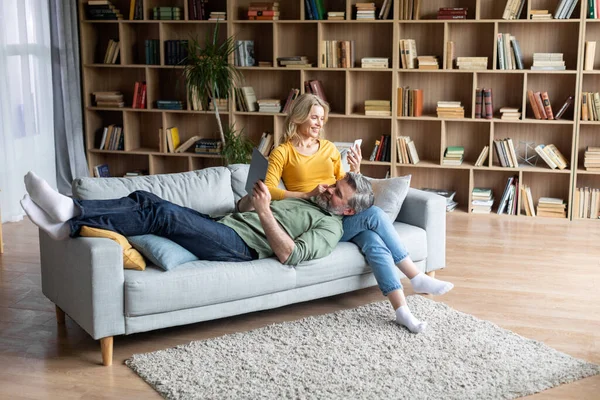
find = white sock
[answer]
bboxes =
[24,171,79,222]
[20,195,71,240]
[395,306,427,333]
[410,273,454,296]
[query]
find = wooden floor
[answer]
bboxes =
[0,214,598,399]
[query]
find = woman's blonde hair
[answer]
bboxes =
[280,93,329,145]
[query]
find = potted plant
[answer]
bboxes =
[183,24,252,164]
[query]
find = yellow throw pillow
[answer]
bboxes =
[80,226,146,271]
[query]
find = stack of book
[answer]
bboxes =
[529,9,552,19]
[399,39,417,69]
[132,82,147,109]
[159,127,180,153]
[257,99,281,113]
[471,188,494,214]
[417,56,439,70]
[581,92,600,120]
[443,146,464,165]
[474,88,493,119]
[573,187,600,219]
[397,87,423,117]
[527,90,554,120]
[364,100,391,116]
[85,1,123,20]
[209,98,228,112]
[534,143,569,170]
[502,0,525,19]
[164,40,188,65]
[248,2,279,20]
[278,56,311,68]
[235,86,258,112]
[500,107,521,120]
[520,184,536,216]
[421,189,458,212]
[554,0,579,19]
[456,57,487,70]
[537,197,566,218]
[497,33,524,70]
[493,138,519,168]
[396,136,420,164]
[188,86,203,111]
[209,11,226,21]
[531,53,565,71]
[152,7,181,20]
[584,146,600,171]
[98,124,124,151]
[156,100,184,110]
[123,170,147,177]
[361,58,388,69]
[195,139,222,155]
[474,146,489,167]
[103,39,120,64]
[437,101,464,118]
[437,7,467,19]
[322,41,354,68]
[188,0,208,20]
[497,175,519,215]
[327,11,345,20]
[282,88,300,113]
[257,132,274,156]
[355,3,376,20]
[144,39,160,65]
[93,91,124,108]
[234,40,255,67]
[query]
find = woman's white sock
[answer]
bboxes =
[20,195,70,240]
[410,272,454,295]
[24,171,79,223]
[395,305,427,333]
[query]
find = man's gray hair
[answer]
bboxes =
[344,172,374,214]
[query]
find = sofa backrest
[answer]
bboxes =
[72,167,236,216]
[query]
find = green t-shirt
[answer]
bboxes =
[218,198,343,266]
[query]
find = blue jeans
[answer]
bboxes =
[342,206,409,295]
[70,191,256,262]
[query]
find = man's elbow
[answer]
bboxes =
[276,248,293,264]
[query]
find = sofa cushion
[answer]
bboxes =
[369,175,412,222]
[80,226,146,270]
[72,168,235,216]
[128,234,199,271]
[295,221,427,287]
[123,258,296,317]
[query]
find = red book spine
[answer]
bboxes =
[247,10,279,16]
[437,15,467,19]
[375,135,385,161]
[483,88,493,119]
[132,81,140,108]
[437,10,468,15]
[541,91,554,120]
[140,82,147,109]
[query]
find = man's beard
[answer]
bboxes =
[313,194,345,215]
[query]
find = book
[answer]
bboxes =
[483,88,493,119]
[175,135,202,153]
[584,41,596,70]
[554,95,574,119]
[474,146,489,167]
[93,164,110,178]
[541,92,554,120]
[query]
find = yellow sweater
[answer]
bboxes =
[265,140,345,200]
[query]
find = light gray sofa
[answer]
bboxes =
[39,165,446,366]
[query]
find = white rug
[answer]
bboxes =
[126,296,599,399]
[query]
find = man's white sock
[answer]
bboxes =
[20,195,71,240]
[410,272,454,296]
[24,171,79,222]
[395,306,427,333]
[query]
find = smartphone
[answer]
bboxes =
[350,139,362,155]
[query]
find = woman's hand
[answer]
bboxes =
[305,184,328,199]
[347,145,362,173]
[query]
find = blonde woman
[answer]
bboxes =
[239,94,453,333]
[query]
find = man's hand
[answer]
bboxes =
[347,145,362,173]
[305,184,328,199]
[251,180,272,215]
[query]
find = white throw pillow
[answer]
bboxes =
[368,175,412,221]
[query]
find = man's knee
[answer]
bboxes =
[128,190,164,205]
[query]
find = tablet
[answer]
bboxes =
[245,148,269,194]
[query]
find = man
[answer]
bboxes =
[20,171,374,266]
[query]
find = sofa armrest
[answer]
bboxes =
[396,188,446,272]
[39,231,126,339]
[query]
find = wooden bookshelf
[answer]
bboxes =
[79,0,588,220]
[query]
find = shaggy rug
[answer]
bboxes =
[126,296,599,399]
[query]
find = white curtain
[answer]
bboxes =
[0,0,55,222]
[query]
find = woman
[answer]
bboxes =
[239,94,453,333]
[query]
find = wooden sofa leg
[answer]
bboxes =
[55,305,65,324]
[425,271,435,278]
[100,337,113,366]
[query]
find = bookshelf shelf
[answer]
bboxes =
[79,0,587,219]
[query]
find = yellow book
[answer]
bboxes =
[170,127,181,152]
